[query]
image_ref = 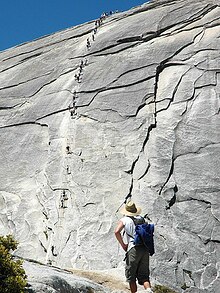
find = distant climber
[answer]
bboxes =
[73,90,77,98]
[60,198,65,208]
[114,201,153,293]
[86,38,91,49]
[51,246,58,256]
[66,146,71,154]
[92,34,95,42]
[62,190,68,200]
[74,73,80,82]
[96,19,101,27]
[60,190,68,208]
[69,106,76,118]
[67,165,71,174]
[70,108,76,118]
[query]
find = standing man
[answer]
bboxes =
[115,201,153,293]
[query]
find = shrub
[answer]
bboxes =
[154,284,177,293]
[0,235,27,293]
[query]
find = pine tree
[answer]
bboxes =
[0,235,27,293]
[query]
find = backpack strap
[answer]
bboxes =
[125,216,135,239]
[125,216,146,240]
[128,215,146,225]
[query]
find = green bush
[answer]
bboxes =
[154,284,177,293]
[0,235,27,293]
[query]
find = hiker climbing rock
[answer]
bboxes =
[75,73,80,83]
[115,201,154,293]
[60,190,68,208]
[70,108,76,118]
[102,12,108,18]
[66,146,71,154]
[96,19,101,27]
[73,90,77,99]
[86,38,91,49]
[62,190,68,200]
[92,34,95,42]
[60,198,65,208]
[51,246,58,257]
[69,100,76,118]
[67,165,71,174]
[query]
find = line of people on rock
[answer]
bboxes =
[63,10,121,210]
[72,9,115,119]
[70,59,88,118]
[60,9,122,210]
[74,59,87,83]
[86,10,118,50]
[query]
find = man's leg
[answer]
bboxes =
[129,281,137,293]
[125,248,138,292]
[137,247,151,290]
[143,280,151,289]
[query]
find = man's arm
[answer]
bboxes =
[114,220,128,251]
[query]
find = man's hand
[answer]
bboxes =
[122,243,128,251]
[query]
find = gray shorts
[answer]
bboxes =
[125,246,150,285]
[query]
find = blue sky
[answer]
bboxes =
[1,0,148,52]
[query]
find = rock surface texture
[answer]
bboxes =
[23,260,116,293]
[0,0,219,292]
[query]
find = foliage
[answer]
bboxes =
[0,235,27,293]
[154,284,177,293]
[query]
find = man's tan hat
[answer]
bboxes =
[120,201,142,216]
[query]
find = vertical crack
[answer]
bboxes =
[166,187,178,210]
[126,178,134,198]
[39,239,47,253]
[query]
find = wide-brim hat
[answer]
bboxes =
[120,201,142,216]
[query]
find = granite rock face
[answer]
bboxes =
[23,260,114,293]
[0,0,219,292]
